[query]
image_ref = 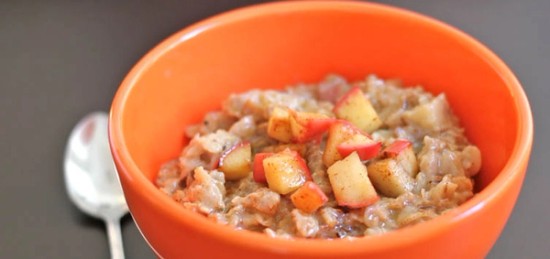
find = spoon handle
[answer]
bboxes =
[106,218,125,259]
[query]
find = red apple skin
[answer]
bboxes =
[252,152,273,183]
[323,120,374,167]
[334,87,362,110]
[299,117,335,142]
[210,153,222,169]
[323,121,359,167]
[337,141,382,161]
[293,150,312,181]
[384,139,412,157]
[289,110,336,143]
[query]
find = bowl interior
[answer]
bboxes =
[117,4,519,193]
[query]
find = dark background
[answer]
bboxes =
[1,1,548,258]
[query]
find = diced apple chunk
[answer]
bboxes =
[323,121,375,167]
[383,139,418,177]
[333,87,382,133]
[367,157,416,198]
[267,107,293,143]
[402,94,454,132]
[327,152,379,208]
[219,142,252,180]
[384,139,412,157]
[395,145,419,177]
[323,121,360,167]
[263,149,311,194]
[289,110,336,143]
[290,181,328,213]
[337,133,381,161]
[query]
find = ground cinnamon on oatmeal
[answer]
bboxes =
[156,74,481,238]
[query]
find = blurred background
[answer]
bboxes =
[1,1,548,258]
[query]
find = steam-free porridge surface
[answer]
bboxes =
[156,74,481,238]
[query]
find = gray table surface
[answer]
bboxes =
[1,1,548,258]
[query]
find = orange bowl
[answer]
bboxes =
[109,1,533,258]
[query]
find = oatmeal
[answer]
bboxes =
[156,74,481,238]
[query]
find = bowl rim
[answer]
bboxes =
[109,0,533,256]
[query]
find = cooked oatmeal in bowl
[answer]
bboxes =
[156,74,482,238]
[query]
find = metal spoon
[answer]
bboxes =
[64,112,127,259]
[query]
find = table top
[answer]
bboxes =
[2,1,548,258]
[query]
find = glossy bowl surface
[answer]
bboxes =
[109,1,533,258]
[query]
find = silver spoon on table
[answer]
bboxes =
[64,112,128,259]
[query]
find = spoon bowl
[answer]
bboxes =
[64,112,127,259]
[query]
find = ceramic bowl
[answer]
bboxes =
[109,2,533,258]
